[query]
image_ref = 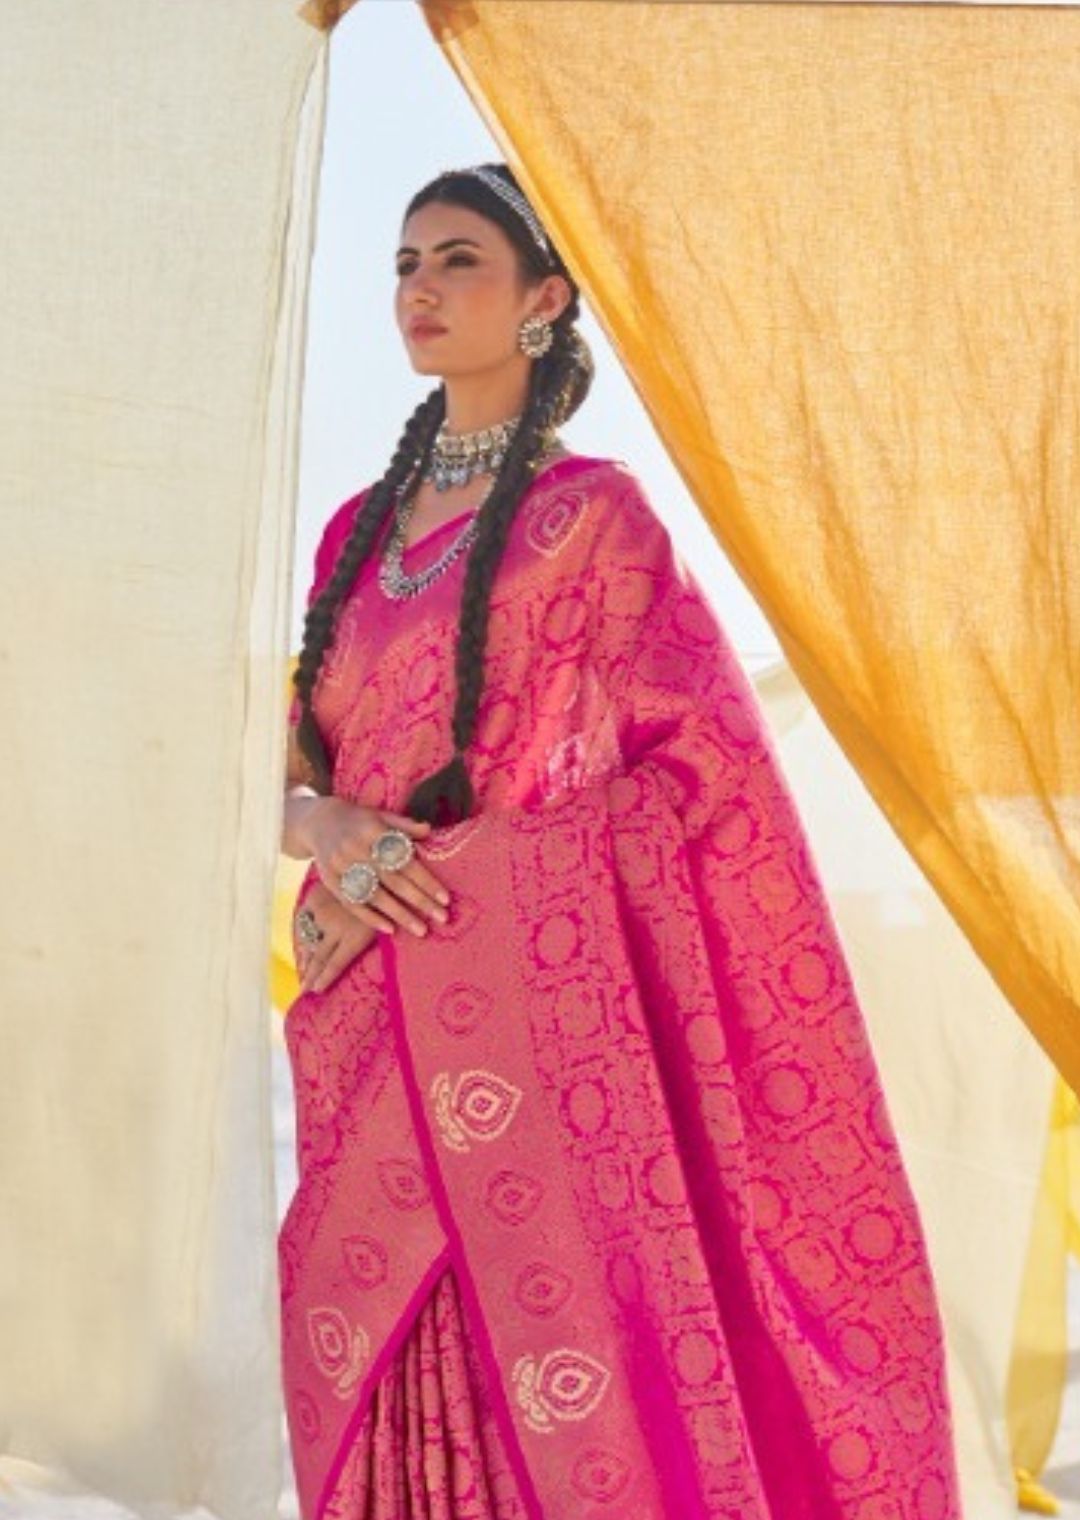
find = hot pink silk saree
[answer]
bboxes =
[280,454,962,1520]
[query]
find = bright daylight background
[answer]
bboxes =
[291,4,780,664]
[2,6,1074,1520]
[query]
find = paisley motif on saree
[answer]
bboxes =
[279,455,962,1520]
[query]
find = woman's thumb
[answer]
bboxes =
[383,810,431,832]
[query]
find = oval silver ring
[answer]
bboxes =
[370,828,415,874]
[340,861,380,905]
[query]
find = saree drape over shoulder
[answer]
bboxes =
[279,455,962,1520]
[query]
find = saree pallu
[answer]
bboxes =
[279,454,962,1520]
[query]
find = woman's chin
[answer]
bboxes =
[406,356,448,377]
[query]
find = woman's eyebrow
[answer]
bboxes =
[395,238,483,257]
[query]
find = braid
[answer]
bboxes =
[404,323,587,825]
[292,385,446,793]
[297,160,594,824]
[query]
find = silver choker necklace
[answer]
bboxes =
[422,414,522,493]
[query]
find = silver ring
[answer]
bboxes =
[296,907,324,946]
[370,828,415,874]
[340,860,380,906]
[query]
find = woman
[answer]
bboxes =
[279,162,962,1520]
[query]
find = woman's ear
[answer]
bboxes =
[535,272,573,324]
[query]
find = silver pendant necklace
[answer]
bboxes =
[377,437,564,602]
[377,472,495,601]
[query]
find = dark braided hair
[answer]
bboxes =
[291,162,595,825]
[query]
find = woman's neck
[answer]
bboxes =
[442,373,529,435]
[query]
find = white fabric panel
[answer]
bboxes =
[753,660,1057,1520]
[0,7,325,1518]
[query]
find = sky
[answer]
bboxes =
[293,0,779,664]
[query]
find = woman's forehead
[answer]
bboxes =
[399,200,509,254]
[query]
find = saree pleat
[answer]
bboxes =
[322,1266,525,1520]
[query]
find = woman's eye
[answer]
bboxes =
[396,255,475,276]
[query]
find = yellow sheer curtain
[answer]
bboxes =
[273,657,308,1014]
[1008,1076,1080,1510]
[400,0,1080,1090]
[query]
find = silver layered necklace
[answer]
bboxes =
[377,417,561,602]
[423,414,522,493]
[377,470,496,602]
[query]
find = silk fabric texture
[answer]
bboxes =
[279,455,961,1519]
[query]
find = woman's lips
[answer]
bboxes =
[409,323,447,340]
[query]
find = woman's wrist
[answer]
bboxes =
[282,789,328,859]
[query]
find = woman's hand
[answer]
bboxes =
[301,798,450,939]
[295,880,378,994]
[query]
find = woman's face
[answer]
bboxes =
[395,199,569,379]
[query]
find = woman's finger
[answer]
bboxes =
[379,810,433,837]
[318,860,437,936]
[311,933,373,992]
[318,813,448,922]
[368,824,450,910]
[334,894,400,935]
[378,867,449,923]
[299,942,332,992]
[297,954,323,991]
[313,860,390,927]
[401,853,451,908]
[362,883,431,938]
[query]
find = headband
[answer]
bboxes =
[440,165,554,263]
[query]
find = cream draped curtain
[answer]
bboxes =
[403,0,1080,1093]
[0,6,326,1516]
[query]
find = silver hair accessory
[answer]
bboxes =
[441,165,553,262]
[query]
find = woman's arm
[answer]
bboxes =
[281,498,358,860]
[281,716,324,860]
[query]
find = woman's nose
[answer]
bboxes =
[401,266,439,302]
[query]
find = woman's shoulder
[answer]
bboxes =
[542,450,638,487]
[309,453,661,582]
[309,484,373,581]
[520,451,662,566]
[538,451,657,520]
[319,483,371,549]
[547,453,667,550]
